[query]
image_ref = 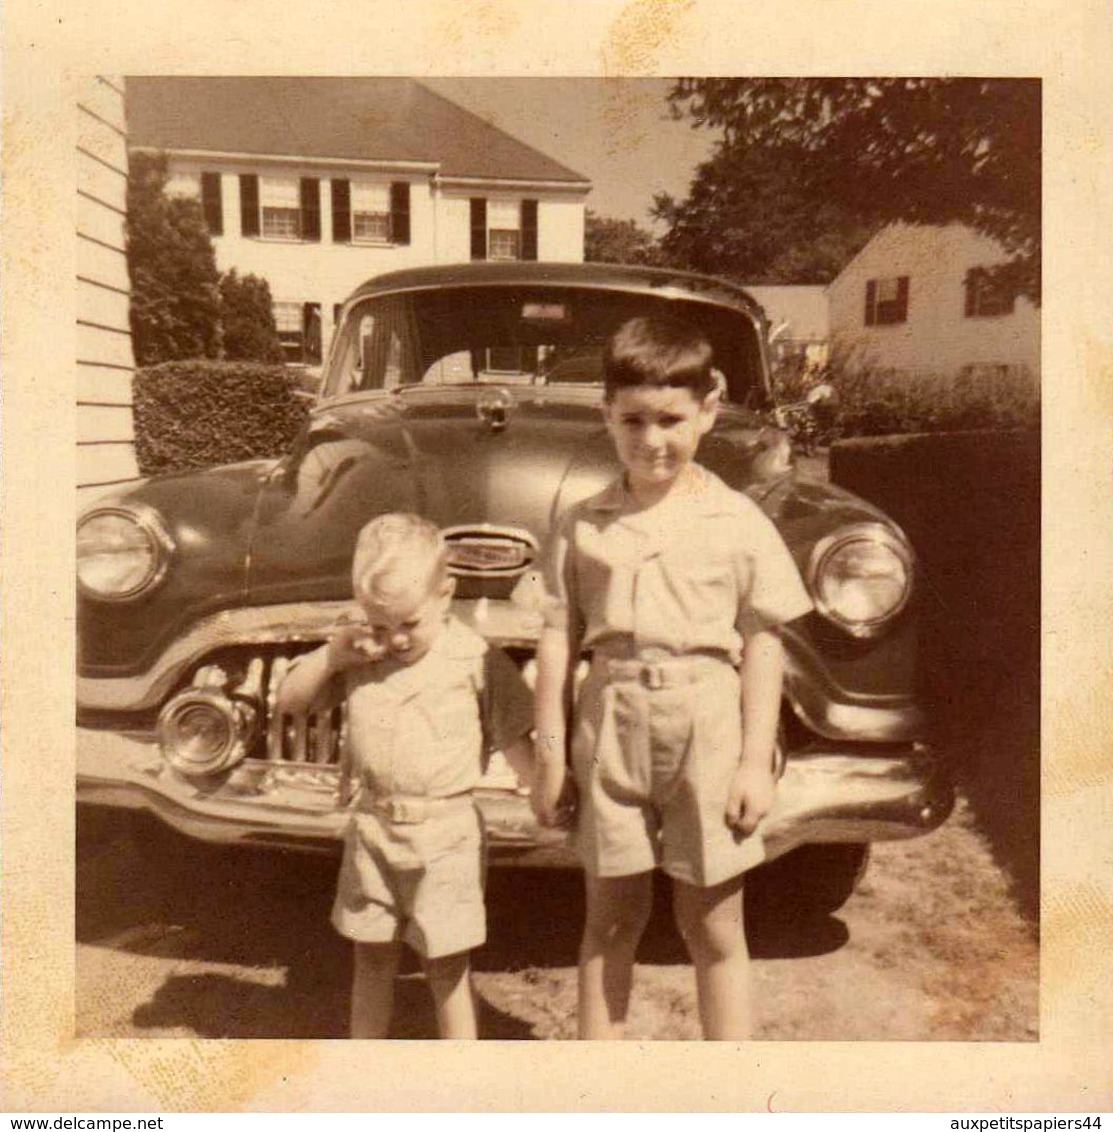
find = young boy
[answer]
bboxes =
[532,315,813,1040]
[277,513,534,1039]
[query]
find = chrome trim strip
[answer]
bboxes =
[78,728,952,861]
[79,597,924,744]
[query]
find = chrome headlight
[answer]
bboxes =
[77,505,174,601]
[807,522,914,638]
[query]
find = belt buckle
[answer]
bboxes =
[640,663,666,691]
[383,797,427,824]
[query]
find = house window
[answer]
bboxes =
[274,301,322,365]
[470,198,538,261]
[488,228,521,261]
[352,182,391,243]
[865,276,909,326]
[240,174,320,241]
[261,177,302,239]
[163,170,223,236]
[164,170,200,198]
[965,267,1016,318]
[331,180,410,246]
[488,199,521,261]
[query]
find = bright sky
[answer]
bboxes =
[421,78,720,228]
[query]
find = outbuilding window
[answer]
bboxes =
[964,267,1016,318]
[864,276,909,326]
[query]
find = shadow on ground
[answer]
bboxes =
[78,808,849,1038]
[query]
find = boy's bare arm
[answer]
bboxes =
[531,624,577,826]
[727,628,785,835]
[275,627,381,715]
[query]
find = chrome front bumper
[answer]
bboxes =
[76,727,953,867]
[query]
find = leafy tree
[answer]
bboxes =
[652,143,874,284]
[665,78,1040,300]
[219,269,284,362]
[584,210,667,266]
[126,151,222,364]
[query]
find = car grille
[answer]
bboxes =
[194,647,347,767]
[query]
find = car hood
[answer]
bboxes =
[79,387,893,678]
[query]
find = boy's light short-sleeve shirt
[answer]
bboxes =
[543,466,812,659]
[338,617,533,798]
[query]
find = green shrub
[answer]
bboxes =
[771,360,1040,442]
[219,269,284,363]
[134,361,311,476]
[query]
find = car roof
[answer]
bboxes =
[345,261,768,325]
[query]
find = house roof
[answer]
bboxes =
[125,77,591,186]
[743,285,829,341]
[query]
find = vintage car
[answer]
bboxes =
[77,262,953,914]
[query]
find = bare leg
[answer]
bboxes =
[673,873,751,1040]
[350,941,401,1039]
[424,950,478,1039]
[578,872,654,1039]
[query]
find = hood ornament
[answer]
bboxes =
[476,387,513,431]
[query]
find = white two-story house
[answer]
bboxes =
[126,77,591,364]
[827,222,1040,381]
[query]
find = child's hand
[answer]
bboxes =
[550,775,579,830]
[326,624,385,671]
[531,760,577,829]
[725,762,776,837]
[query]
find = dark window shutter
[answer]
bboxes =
[201,172,223,236]
[300,178,321,242]
[470,198,487,261]
[390,182,411,245]
[520,199,538,261]
[896,276,910,322]
[303,303,322,364]
[240,174,259,237]
[964,270,977,317]
[864,280,876,326]
[331,179,351,244]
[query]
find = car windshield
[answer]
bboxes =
[321,284,768,407]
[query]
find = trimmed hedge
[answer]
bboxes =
[134,361,311,476]
[831,430,1040,911]
[772,363,1040,443]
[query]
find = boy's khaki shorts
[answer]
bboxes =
[331,798,486,959]
[571,655,766,887]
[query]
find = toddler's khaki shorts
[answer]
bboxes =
[331,796,486,959]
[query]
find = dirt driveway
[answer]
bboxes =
[76,794,1037,1042]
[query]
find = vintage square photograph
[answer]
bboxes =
[74,75,1040,1044]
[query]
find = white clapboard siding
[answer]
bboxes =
[78,443,141,487]
[77,364,134,404]
[78,281,131,332]
[76,317,132,369]
[78,161,129,218]
[76,75,137,487]
[77,111,129,175]
[77,78,127,134]
[77,189,126,249]
[77,405,135,443]
[77,234,129,292]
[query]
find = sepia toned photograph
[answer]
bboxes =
[74,75,1040,1043]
